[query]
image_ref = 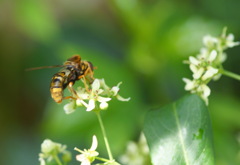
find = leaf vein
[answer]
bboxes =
[173,103,190,165]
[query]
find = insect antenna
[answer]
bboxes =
[25,65,65,71]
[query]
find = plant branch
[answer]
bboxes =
[220,69,240,81]
[53,154,63,165]
[95,111,113,161]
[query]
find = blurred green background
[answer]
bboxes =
[1,0,240,164]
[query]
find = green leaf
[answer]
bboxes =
[143,94,214,165]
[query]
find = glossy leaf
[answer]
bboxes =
[143,94,214,165]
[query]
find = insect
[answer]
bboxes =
[26,55,95,103]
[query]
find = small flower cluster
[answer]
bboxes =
[183,28,239,105]
[75,135,99,165]
[119,133,150,165]
[64,78,130,114]
[39,139,71,165]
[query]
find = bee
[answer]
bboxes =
[26,55,95,103]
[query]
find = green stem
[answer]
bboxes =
[95,157,121,165]
[53,154,63,165]
[95,156,111,162]
[95,111,113,161]
[220,69,240,81]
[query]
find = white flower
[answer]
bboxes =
[119,133,150,165]
[39,158,46,165]
[200,84,211,98]
[208,50,217,62]
[189,64,198,74]
[91,78,100,91]
[75,135,99,165]
[116,95,131,102]
[189,56,200,65]
[63,78,130,113]
[41,139,60,154]
[203,35,218,48]
[99,101,109,110]
[220,52,227,63]
[225,33,240,48]
[110,82,122,96]
[183,28,239,105]
[86,99,95,111]
[41,139,66,154]
[197,48,208,59]
[193,67,204,79]
[200,84,211,105]
[39,139,70,165]
[182,78,195,91]
[84,79,112,111]
[64,101,76,114]
[201,66,218,81]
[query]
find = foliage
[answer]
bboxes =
[144,94,214,165]
[0,0,240,165]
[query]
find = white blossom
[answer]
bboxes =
[203,35,218,48]
[189,64,197,75]
[193,67,204,80]
[75,135,99,165]
[225,33,239,48]
[201,84,211,98]
[208,50,217,62]
[64,78,130,113]
[202,66,218,81]
[41,139,64,154]
[182,78,195,91]
[220,52,227,63]
[189,56,200,65]
[110,82,122,96]
[64,101,76,114]
[183,28,239,105]
[116,95,131,102]
[39,139,71,165]
[99,101,109,110]
[39,158,46,165]
[119,133,150,165]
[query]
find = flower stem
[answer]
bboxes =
[95,156,111,162]
[221,69,240,81]
[95,111,113,161]
[95,157,121,165]
[53,154,63,165]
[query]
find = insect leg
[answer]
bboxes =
[64,82,79,101]
[62,96,77,101]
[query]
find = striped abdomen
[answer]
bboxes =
[50,70,70,103]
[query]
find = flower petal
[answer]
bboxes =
[99,78,110,90]
[91,79,100,92]
[76,154,86,162]
[97,96,111,102]
[100,102,108,110]
[201,84,211,98]
[189,56,200,65]
[202,67,218,81]
[183,78,195,91]
[63,101,76,114]
[116,95,131,102]
[203,35,218,47]
[90,135,98,151]
[86,99,95,111]
[76,99,89,107]
[193,67,204,79]
[189,64,198,73]
[76,154,91,165]
[39,158,46,165]
[208,50,217,62]
[41,139,62,154]
[111,86,120,96]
